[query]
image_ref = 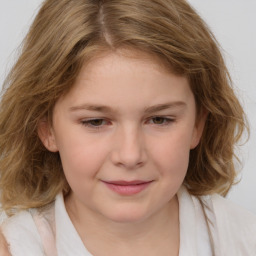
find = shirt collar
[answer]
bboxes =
[55,193,92,255]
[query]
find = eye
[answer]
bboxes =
[81,118,110,128]
[148,116,174,126]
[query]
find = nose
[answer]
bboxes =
[110,125,147,170]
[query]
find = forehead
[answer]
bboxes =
[55,50,194,113]
[81,47,179,78]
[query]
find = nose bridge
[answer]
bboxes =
[111,123,146,169]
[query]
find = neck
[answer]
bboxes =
[65,195,180,256]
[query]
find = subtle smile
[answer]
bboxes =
[102,180,153,196]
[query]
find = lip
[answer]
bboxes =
[102,180,153,195]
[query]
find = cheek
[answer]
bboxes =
[147,132,191,205]
[149,129,192,177]
[55,133,110,181]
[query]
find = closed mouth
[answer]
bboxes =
[102,180,153,195]
[103,180,152,185]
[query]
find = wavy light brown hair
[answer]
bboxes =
[0,0,247,213]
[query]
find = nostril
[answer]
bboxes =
[109,128,147,169]
[110,148,146,169]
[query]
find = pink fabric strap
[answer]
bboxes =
[32,212,58,256]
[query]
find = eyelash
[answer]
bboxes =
[147,116,175,126]
[81,116,175,130]
[81,119,110,130]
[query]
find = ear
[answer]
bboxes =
[190,110,208,149]
[37,119,58,152]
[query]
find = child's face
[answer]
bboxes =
[40,50,205,223]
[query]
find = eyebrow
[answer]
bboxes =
[69,101,186,114]
[144,102,186,114]
[69,104,114,113]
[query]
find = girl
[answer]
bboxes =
[0,0,255,255]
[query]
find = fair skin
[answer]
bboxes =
[0,229,10,256]
[39,50,205,256]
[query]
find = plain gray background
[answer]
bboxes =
[0,0,255,214]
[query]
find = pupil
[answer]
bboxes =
[91,119,103,126]
[154,117,164,124]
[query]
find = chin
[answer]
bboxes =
[104,205,151,224]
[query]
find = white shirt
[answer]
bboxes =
[2,187,256,255]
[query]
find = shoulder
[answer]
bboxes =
[1,210,45,256]
[0,227,11,256]
[210,193,256,232]
[202,193,256,255]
